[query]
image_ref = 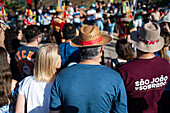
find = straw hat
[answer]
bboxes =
[70,25,112,47]
[131,22,164,52]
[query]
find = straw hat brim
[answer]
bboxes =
[70,35,112,47]
[131,31,164,52]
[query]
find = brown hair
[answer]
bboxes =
[116,38,135,60]
[0,47,12,107]
[159,34,170,63]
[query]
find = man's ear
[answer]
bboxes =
[100,46,104,53]
[98,46,104,59]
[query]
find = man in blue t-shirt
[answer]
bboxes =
[15,25,42,81]
[49,25,128,113]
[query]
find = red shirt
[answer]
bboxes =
[52,16,66,33]
[118,56,170,113]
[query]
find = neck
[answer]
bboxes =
[26,41,38,47]
[79,58,101,65]
[0,42,5,48]
[137,50,155,59]
[65,39,71,42]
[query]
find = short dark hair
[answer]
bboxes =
[116,39,135,60]
[57,12,63,15]
[96,8,100,13]
[79,46,102,59]
[25,25,41,43]
[63,23,76,40]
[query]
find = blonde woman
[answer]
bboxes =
[15,44,61,113]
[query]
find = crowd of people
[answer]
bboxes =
[0,0,169,113]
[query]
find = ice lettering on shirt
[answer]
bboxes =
[15,50,36,77]
[135,75,168,91]
[15,50,35,62]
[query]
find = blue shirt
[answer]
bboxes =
[59,42,80,68]
[49,64,128,113]
[73,11,80,23]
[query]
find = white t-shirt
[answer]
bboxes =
[87,9,96,20]
[18,76,53,113]
[95,13,103,19]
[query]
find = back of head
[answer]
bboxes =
[4,27,21,54]
[116,39,135,60]
[63,23,76,40]
[0,47,12,107]
[25,25,41,43]
[79,46,102,60]
[33,44,61,82]
[96,8,100,13]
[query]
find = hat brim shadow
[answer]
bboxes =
[131,31,164,52]
[70,35,112,47]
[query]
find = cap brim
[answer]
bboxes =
[70,35,112,47]
[131,31,164,52]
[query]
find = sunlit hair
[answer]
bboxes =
[33,44,60,82]
[160,35,170,63]
[0,47,12,107]
[116,38,135,60]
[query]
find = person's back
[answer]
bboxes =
[118,56,170,113]
[18,76,53,113]
[15,25,42,81]
[58,23,80,68]
[118,22,170,113]
[49,25,127,113]
[51,63,126,113]
[16,44,61,113]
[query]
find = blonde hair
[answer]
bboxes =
[33,44,60,82]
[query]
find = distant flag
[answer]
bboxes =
[0,4,8,17]
[0,0,4,4]
[27,0,32,6]
[55,0,65,12]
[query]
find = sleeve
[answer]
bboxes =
[18,77,29,96]
[111,80,128,113]
[49,77,62,111]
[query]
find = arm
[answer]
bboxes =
[107,13,111,24]
[111,81,128,113]
[49,77,62,112]
[15,94,26,113]
[11,79,18,91]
